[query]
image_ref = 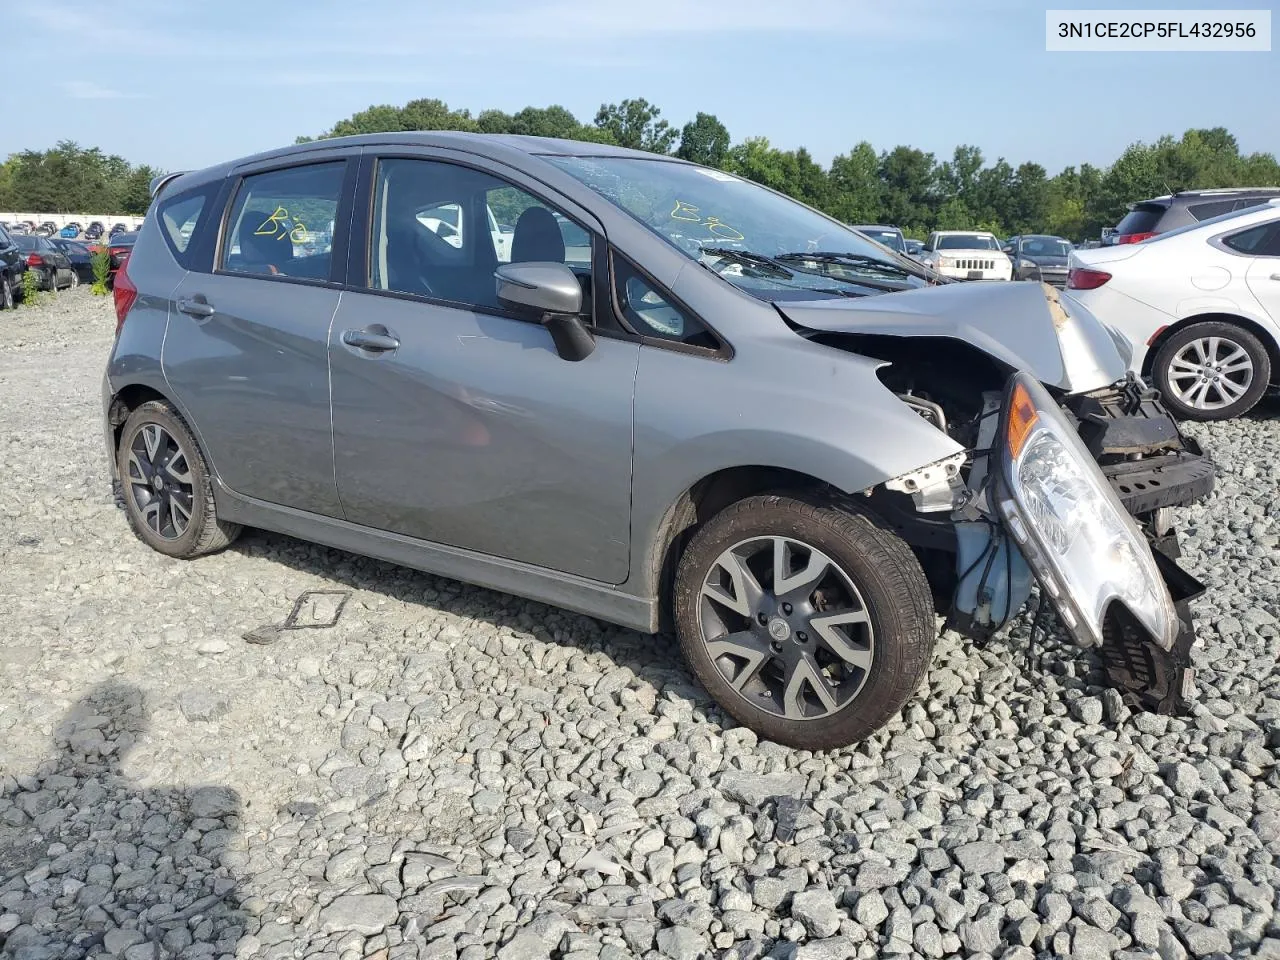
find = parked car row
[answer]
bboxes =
[0,221,137,305]
[0,219,136,240]
[850,225,1073,286]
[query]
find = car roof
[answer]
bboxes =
[170,132,682,192]
[851,224,901,231]
[933,229,995,236]
[1134,186,1280,207]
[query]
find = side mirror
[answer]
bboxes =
[494,261,595,362]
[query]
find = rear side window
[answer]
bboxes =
[1115,203,1166,235]
[1222,223,1280,256]
[1234,197,1272,212]
[222,162,345,281]
[1189,200,1236,221]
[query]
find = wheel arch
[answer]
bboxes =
[107,383,175,452]
[645,465,845,632]
[1143,312,1280,385]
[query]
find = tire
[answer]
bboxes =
[1152,321,1271,421]
[673,493,936,750]
[68,269,79,289]
[116,400,241,558]
[0,276,12,310]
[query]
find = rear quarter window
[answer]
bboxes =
[158,184,219,270]
[1189,199,1236,221]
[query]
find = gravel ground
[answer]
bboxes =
[1,289,1279,960]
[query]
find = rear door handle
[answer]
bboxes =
[342,328,401,353]
[177,297,215,318]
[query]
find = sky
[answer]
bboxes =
[2,0,1276,175]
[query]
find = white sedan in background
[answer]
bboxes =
[918,231,1013,281]
[1067,201,1280,420]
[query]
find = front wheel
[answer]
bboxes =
[1152,321,1271,421]
[673,493,936,750]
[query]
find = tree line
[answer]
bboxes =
[296,98,1280,241]
[0,142,159,216]
[7,100,1277,238]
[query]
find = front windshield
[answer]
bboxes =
[546,155,929,299]
[936,234,999,251]
[1021,237,1072,257]
[856,229,906,253]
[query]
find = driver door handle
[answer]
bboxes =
[342,328,401,353]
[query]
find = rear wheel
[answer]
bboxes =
[673,493,936,750]
[68,269,79,289]
[1152,321,1270,421]
[117,400,241,558]
[0,276,12,310]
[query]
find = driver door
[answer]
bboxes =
[328,153,639,583]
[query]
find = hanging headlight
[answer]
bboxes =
[994,373,1177,650]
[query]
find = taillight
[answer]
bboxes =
[1067,267,1112,290]
[25,253,41,267]
[113,260,138,336]
[110,247,129,259]
[1117,231,1156,244]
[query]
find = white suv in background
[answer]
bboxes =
[1067,200,1280,421]
[919,231,1013,281]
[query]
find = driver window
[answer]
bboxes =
[370,158,594,317]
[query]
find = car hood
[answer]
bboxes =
[776,279,1128,394]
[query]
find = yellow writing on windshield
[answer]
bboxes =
[670,200,745,242]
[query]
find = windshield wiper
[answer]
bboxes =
[700,247,794,279]
[777,251,946,286]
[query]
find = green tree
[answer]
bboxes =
[593,98,676,154]
[676,113,731,168]
[325,104,406,138]
[1007,162,1050,234]
[877,146,938,229]
[827,142,881,223]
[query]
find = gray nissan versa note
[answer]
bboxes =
[104,134,1216,749]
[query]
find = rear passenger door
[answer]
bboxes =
[327,152,638,583]
[163,151,358,517]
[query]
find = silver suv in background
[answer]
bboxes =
[104,134,1214,748]
[1107,187,1280,245]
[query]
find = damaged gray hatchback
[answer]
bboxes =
[104,134,1214,749]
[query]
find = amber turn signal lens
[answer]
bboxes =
[1007,382,1040,459]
